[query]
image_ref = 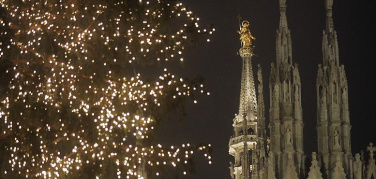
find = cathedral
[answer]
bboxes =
[228,0,376,179]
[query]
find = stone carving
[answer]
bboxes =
[270,63,276,82]
[283,154,299,179]
[229,162,235,179]
[286,126,292,144]
[267,137,271,152]
[321,88,327,106]
[284,80,291,102]
[333,83,338,103]
[279,0,286,7]
[258,64,263,85]
[318,64,324,80]
[293,64,300,83]
[353,153,362,179]
[307,152,323,179]
[361,150,366,179]
[333,128,340,147]
[367,142,376,179]
[273,84,279,103]
[342,87,347,105]
[295,84,300,103]
[340,66,348,86]
[325,0,333,9]
[332,155,347,179]
[281,66,290,81]
[368,142,376,158]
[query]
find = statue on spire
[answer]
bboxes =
[325,0,333,9]
[279,0,286,8]
[238,20,255,49]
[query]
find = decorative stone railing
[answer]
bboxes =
[229,135,257,146]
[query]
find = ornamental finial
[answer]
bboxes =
[238,20,255,49]
[325,0,333,10]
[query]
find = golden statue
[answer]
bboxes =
[238,20,255,48]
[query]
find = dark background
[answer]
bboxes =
[156,0,376,178]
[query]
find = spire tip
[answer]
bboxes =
[325,0,333,10]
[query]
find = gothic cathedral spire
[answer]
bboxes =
[269,0,304,178]
[229,20,266,179]
[276,0,292,66]
[316,0,352,178]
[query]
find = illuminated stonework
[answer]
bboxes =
[228,0,374,179]
[229,20,266,179]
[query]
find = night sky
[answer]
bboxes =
[155,0,376,178]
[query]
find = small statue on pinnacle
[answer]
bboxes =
[238,20,256,49]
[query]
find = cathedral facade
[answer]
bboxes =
[228,0,376,179]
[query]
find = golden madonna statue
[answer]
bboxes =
[238,20,255,48]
